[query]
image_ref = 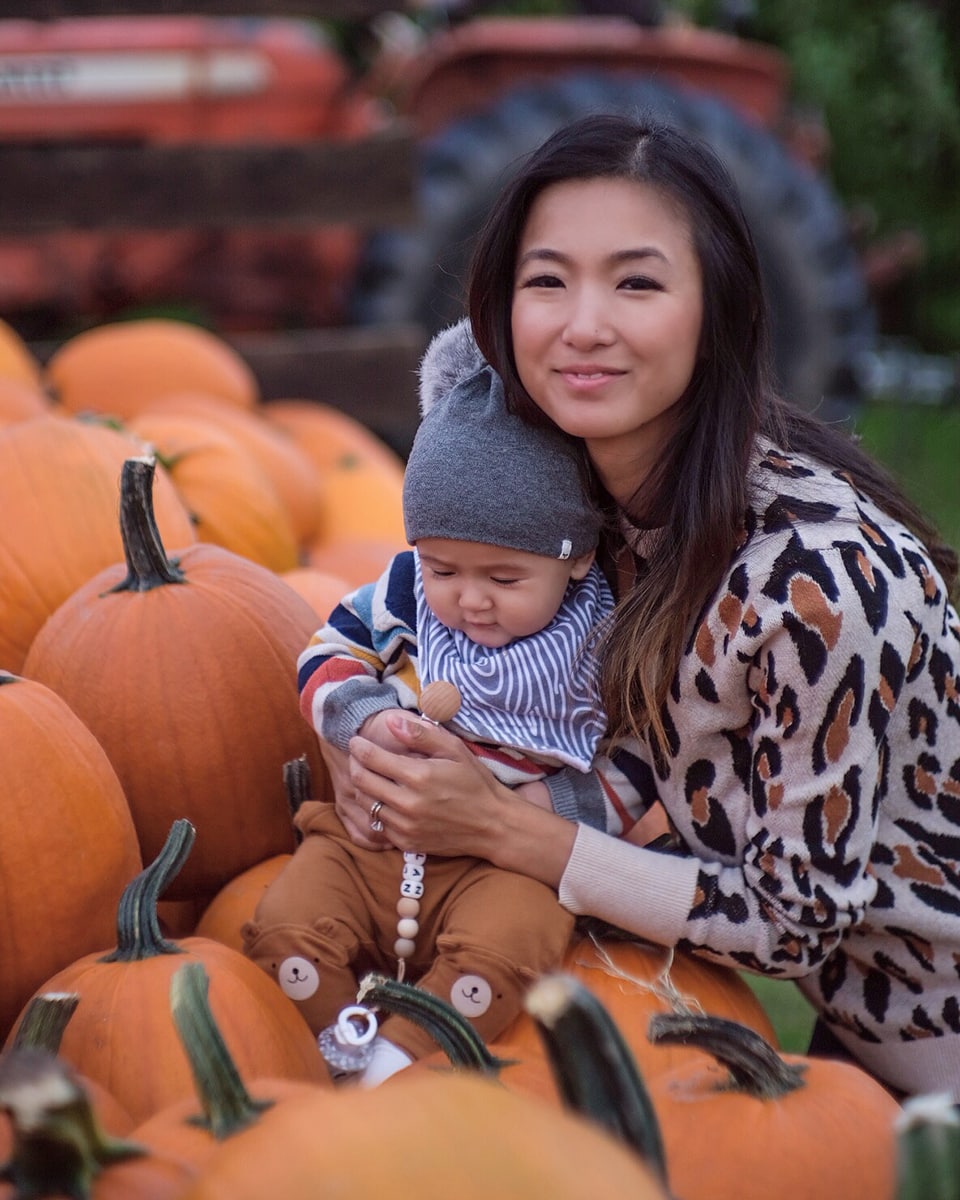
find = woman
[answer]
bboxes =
[326,114,960,1100]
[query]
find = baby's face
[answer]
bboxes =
[417,537,593,648]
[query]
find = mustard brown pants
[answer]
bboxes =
[242,801,574,1060]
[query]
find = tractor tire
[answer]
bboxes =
[351,73,875,422]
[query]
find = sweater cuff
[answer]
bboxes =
[320,679,404,750]
[543,769,608,830]
[558,823,700,947]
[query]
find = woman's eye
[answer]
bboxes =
[520,273,563,289]
[620,275,663,291]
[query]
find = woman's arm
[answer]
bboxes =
[347,711,579,887]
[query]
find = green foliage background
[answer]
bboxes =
[676,1,960,354]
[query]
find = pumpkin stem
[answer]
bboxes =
[100,818,196,963]
[170,962,273,1139]
[0,1048,144,1198]
[11,993,80,1053]
[105,455,186,594]
[646,1011,807,1098]
[525,972,669,1189]
[895,1093,960,1200]
[283,755,310,841]
[357,973,507,1075]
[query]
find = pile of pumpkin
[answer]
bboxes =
[0,316,950,1199]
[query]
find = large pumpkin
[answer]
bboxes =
[0,414,195,672]
[0,673,143,1042]
[23,456,330,900]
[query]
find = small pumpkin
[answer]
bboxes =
[645,1011,901,1200]
[24,456,330,898]
[5,820,332,1126]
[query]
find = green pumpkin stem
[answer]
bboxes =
[170,962,273,1139]
[525,972,669,1188]
[100,818,196,963]
[646,1011,807,1099]
[106,455,186,594]
[357,973,507,1075]
[0,1048,144,1199]
[895,1093,960,1200]
[11,992,80,1053]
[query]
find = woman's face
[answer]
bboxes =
[511,176,703,501]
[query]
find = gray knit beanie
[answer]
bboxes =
[403,320,602,560]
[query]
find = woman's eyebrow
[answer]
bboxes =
[517,246,669,266]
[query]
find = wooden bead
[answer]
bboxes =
[394,937,417,959]
[419,680,462,724]
[397,897,421,918]
[396,917,419,939]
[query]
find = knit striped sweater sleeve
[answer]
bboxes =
[297,551,423,751]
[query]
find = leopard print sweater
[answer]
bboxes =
[558,442,960,1098]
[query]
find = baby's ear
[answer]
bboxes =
[569,550,596,580]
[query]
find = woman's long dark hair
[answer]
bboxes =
[468,113,958,747]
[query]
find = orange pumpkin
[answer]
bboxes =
[305,533,408,590]
[0,414,195,672]
[143,392,326,549]
[5,820,331,1127]
[195,855,292,955]
[0,673,143,1042]
[129,409,300,571]
[44,317,259,420]
[278,565,353,623]
[645,1011,901,1200]
[263,398,407,548]
[175,1061,667,1200]
[23,456,330,899]
[479,928,780,1103]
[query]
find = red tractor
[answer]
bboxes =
[0,4,890,421]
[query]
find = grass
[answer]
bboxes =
[742,975,817,1053]
[855,399,960,558]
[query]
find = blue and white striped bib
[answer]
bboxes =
[415,556,614,771]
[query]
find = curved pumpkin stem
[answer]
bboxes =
[170,961,273,1139]
[357,973,506,1075]
[0,1048,144,1197]
[100,818,196,963]
[11,992,80,1053]
[106,455,186,594]
[525,973,669,1188]
[646,1011,807,1098]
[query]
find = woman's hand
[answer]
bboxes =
[320,710,414,850]
[348,712,577,887]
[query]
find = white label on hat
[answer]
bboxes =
[558,539,572,560]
